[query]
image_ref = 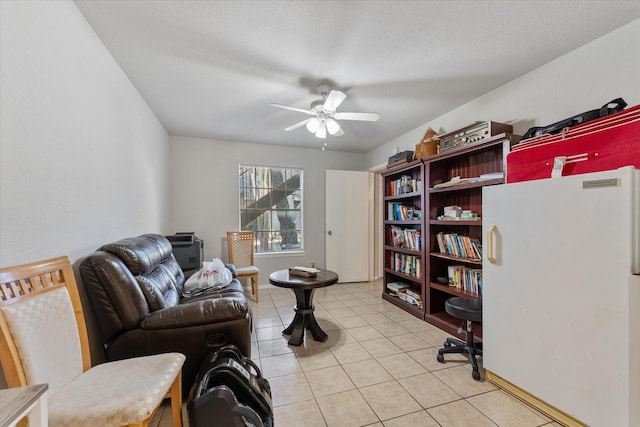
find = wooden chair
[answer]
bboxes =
[0,256,185,427]
[227,231,260,303]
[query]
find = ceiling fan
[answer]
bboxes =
[270,83,380,140]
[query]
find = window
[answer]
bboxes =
[239,165,303,254]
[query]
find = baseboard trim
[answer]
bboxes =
[486,370,587,427]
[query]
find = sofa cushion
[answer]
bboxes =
[100,234,185,311]
[100,234,175,276]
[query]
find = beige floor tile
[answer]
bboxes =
[360,337,403,358]
[359,380,422,421]
[317,299,347,309]
[407,347,468,371]
[260,352,302,379]
[376,352,427,379]
[326,307,358,319]
[257,338,295,358]
[252,305,279,318]
[324,328,357,347]
[466,389,550,427]
[305,365,356,397]
[255,325,286,341]
[342,358,394,388]
[372,322,410,337]
[414,328,453,346]
[347,325,385,342]
[382,410,440,427]
[427,399,496,427]
[360,312,393,325]
[297,348,340,371]
[316,389,379,427]
[274,399,328,427]
[398,372,461,408]
[254,315,284,329]
[329,342,372,364]
[387,333,430,352]
[351,305,381,315]
[397,318,435,332]
[432,365,496,398]
[337,315,369,328]
[269,373,314,407]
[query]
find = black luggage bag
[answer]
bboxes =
[520,98,627,141]
[187,345,273,427]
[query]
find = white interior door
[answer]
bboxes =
[326,170,371,283]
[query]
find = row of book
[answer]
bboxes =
[390,253,421,277]
[447,265,483,296]
[388,176,422,196]
[387,203,422,221]
[386,282,423,308]
[390,226,422,251]
[435,232,482,260]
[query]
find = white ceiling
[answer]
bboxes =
[75,1,640,153]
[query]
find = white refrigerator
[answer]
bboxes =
[482,166,640,427]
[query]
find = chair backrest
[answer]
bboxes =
[227,231,255,268]
[0,256,91,396]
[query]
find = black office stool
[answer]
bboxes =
[437,297,483,380]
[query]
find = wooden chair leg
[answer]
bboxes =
[170,371,183,427]
[252,276,259,303]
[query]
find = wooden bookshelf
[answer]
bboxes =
[423,133,519,341]
[381,159,425,320]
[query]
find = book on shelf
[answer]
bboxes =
[389,176,422,196]
[390,253,421,277]
[386,281,409,295]
[435,232,482,260]
[387,203,421,221]
[446,265,483,295]
[390,226,422,251]
[289,266,321,277]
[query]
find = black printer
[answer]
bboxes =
[166,232,204,271]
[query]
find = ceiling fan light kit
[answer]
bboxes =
[271,83,380,148]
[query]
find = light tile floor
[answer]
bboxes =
[152,280,564,427]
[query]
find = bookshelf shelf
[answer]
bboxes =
[429,282,482,299]
[430,252,482,265]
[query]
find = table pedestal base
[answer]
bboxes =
[282,288,327,346]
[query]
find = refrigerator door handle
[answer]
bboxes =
[487,225,497,263]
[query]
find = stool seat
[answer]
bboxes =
[445,297,482,323]
[438,296,483,380]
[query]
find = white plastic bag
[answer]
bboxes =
[183,258,233,296]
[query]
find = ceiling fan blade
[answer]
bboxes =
[322,90,347,112]
[333,111,380,121]
[284,118,312,131]
[315,120,327,139]
[325,118,343,136]
[270,103,315,116]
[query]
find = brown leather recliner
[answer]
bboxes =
[79,234,252,389]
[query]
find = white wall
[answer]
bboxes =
[0,0,171,268]
[0,1,172,380]
[366,19,640,169]
[170,136,365,285]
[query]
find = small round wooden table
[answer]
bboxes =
[268,269,339,346]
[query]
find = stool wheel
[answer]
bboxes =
[472,370,481,380]
[437,352,444,363]
[443,341,451,348]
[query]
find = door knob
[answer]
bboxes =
[327,230,332,236]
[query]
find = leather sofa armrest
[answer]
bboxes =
[225,263,238,278]
[140,294,250,330]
